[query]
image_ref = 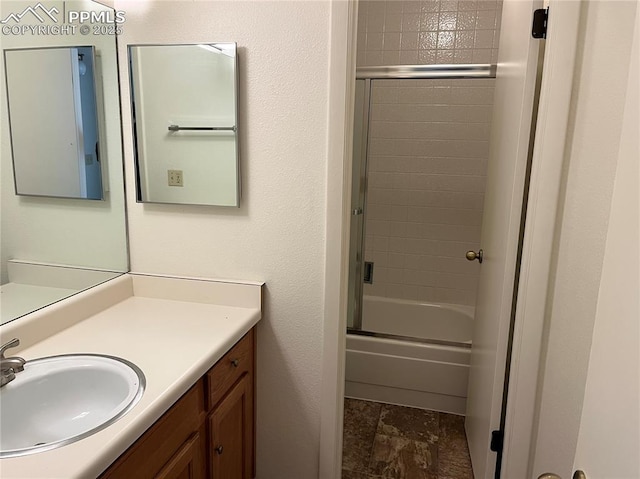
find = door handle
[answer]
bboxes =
[466,249,483,263]
[537,471,587,479]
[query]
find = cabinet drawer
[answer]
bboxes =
[100,381,206,479]
[207,329,254,409]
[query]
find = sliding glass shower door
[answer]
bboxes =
[347,66,496,344]
[347,79,370,330]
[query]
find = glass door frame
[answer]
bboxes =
[346,78,371,331]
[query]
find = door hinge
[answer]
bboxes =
[532,8,549,39]
[490,429,504,453]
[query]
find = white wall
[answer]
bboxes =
[0,0,128,285]
[531,1,638,477]
[115,2,330,477]
[573,6,639,476]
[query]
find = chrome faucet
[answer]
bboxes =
[0,338,26,387]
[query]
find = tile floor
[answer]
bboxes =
[342,398,474,479]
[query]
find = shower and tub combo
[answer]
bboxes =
[347,296,473,415]
[346,64,495,415]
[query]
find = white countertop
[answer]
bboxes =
[0,273,263,478]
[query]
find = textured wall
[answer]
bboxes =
[363,78,493,306]
[357,0,502,67]
[115,2,330,478]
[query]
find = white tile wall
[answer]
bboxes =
[357,0,502,67]
[363,79,494,306]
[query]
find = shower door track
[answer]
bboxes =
[356,63,497,80]
[347,328,472,349]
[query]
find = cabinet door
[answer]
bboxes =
[156,432,205,479]
[100,382,206,479]
[208,374,252,479]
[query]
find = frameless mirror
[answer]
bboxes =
[4,46,104,200]
[0,0,129,325]
[128,43,240,207]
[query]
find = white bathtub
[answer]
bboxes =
[361,295,474,343]
[346,296,473,415]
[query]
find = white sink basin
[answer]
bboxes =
[0,354,145,458]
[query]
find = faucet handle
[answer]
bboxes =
[0,338,20,359]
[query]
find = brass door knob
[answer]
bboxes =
[537,469,587,479]
[466,249,483,263]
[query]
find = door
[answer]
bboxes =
[570,9,639,477]
[531,3,639,478]
[465,1,543,478]
[155,433,206,479]
[209,375,252,479]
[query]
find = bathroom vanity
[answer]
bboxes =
[0,3,257,476]
[100,329,255,479]
[0,273,262,478]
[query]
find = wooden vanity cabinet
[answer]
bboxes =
[100,329,255,479]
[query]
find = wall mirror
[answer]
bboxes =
[128,43,240,207]
[4,46,104,200]
[0,0,129,326]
